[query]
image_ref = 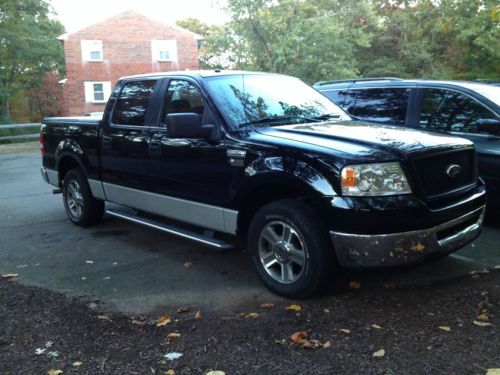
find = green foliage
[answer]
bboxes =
[179,0,499,82]
[0,0,65,121]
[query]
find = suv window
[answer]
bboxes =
[420,89,499,135]
[112,80,157,126]
[164,80,205,117]
[350,88,410,125]
[321,89,347,107]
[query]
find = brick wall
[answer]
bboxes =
[62,10,200,116]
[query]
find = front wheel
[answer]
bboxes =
[247,199,335,298]
[62,168,104,226]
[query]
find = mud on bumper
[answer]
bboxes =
[331,206,485,268]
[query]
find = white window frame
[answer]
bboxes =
[151,40,178,62]
[81,40,103,62]
[84,81,111,104]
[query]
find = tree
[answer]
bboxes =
[0,0,64,123]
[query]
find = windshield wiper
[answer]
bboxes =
[309,113,343,121]
[238,115,321,128]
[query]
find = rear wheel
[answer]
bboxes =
[247,199,335,298]
[62,168,104,226]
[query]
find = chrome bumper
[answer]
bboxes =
[330,206,485,268]
[40,167,59,187]
[40,167,49,183]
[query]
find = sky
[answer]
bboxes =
[49,0,229,34]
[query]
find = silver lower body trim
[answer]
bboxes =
[41,167,59,187]
[88,179,106,200]
[102,182,238,235]
[331,206,485,268]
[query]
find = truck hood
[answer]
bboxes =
[253,121,473,160]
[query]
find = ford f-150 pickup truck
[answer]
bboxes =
[41,70,486,298]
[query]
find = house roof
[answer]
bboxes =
[57,10,203,41]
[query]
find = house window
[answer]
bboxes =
[151,40,177,62]
[84,81,111,103]
[81,40,103,62]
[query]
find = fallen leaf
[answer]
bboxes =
[373,349,385,358]
[438,326,451,332]
[286,304,302,311]
[47,351,60,358]
[85,260,94,264]
[339,328,351,334]
[486,369,500,375]
[47,370,63,375]
[323,308,330,313]
[371,324,382,330]
[290,331,308,344]
[194,311,201,320]
[473,320,493,327]
[156,315,173,327]
[383,283,396,289]
[97,315,110,321]
[206,371,226,375]
[177,306,191,314]
[81,277,87,280]
[167,332,181,339]
[241,312,259,319]
[184,262,193,268]
[164,352,183,361]
[131,316,145,326]
[35,348,46,355]
[165,370,176,375]
[349,281,361,289]
[1,273,18,280]
[322,341,331,349]
[72,361,83,367]
[260,302,274,309]
[103,276,111,280]
[477,312,489,321]
[411,242,425,252]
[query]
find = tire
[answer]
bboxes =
[247,199,335,298]
[62,168,104,226]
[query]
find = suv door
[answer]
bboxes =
[148,78,236,207]
[417,88,500,193]
[347,88,412,126]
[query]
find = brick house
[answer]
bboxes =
[58,10,201,116]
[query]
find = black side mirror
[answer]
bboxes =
[166,113,203,138]
[477,118,500,136]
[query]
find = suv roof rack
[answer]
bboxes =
[314,77,403,87]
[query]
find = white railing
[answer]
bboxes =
[0,123,41,141]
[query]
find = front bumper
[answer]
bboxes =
[331,205,485,268]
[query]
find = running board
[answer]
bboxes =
[105,209,235,251]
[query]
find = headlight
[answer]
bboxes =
[340,162,411,196]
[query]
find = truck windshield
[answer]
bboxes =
[204,74,349,129]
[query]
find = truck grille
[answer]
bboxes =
[413,149,476,200]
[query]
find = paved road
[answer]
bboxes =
[1,152,499,314]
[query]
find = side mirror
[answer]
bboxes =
[166,113,203,138]
[477,118,500,136]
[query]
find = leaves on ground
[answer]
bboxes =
[349,281,361,289]
[438,326,451,332]
[177,306,192,314]
[164,352,183,361]
[194,311,201,320]
[47,351,60,358]
[156,315,173,327]
[473,320,493,327]
[240,312,259,319]
[486,369,500,375]
[166,332,181,339]
[260,302,274,309]
[383,283,396,289]
[371,324,382,330]
[372,349,385,358]
[285,304,302,311]
[35,348,46,355]
[206,371,226,375]
[85,260,94,264]
[131,316,146,326]
[165,370,176,375]
[72,361,83,367]
[339,328,351,334]
[47,370,63,375]
[289,331,330,349]
[1,273,18,280]
[96,315,110,321]
[184,262,193,268]
[411,242,425,253]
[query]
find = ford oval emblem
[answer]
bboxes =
[446,164,462,178]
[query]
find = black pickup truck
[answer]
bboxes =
[41,71,486,298]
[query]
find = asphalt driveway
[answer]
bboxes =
[1,152,499,314]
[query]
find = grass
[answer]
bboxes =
[0,141,40,155]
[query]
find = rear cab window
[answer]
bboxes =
[112,80,157,126]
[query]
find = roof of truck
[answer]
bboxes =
[120,70,279,80]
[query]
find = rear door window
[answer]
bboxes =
[112,80,157,126]
[321,89,347,107]
[350,88,410,125]
[420,89,499,136]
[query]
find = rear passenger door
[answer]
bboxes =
[100,79,160,191]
